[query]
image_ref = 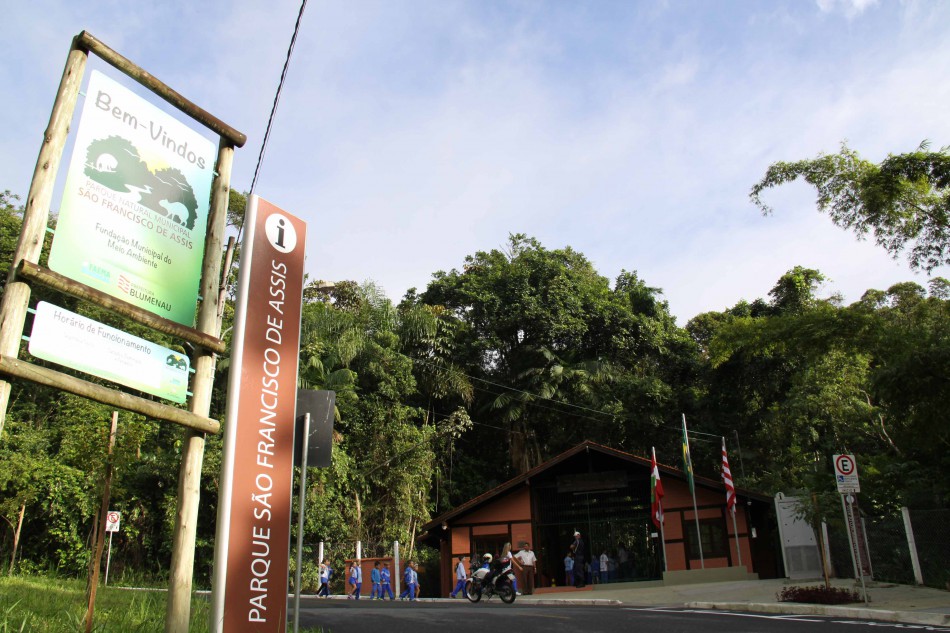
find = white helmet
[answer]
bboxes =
[482,553,493,562]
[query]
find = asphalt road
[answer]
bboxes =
[294,599,950,633]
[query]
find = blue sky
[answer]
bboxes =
[4,0,950,322]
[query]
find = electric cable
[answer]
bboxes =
[248,0,308,202]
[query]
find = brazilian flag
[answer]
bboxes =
[681,416,695,495]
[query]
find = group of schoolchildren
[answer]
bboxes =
[316,558,420,601]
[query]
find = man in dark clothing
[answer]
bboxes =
[571,531,586,588]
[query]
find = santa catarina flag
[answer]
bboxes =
[651,447,665,528]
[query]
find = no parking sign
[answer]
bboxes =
[833,454,860,493]
[105,511,121,533]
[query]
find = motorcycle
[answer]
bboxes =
[465,559,517,604]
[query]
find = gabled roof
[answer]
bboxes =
[421,440,769,534]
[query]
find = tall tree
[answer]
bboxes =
[751,142,950,272]
[420,234,697,478]
[700,269,950,510]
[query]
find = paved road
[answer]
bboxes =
[295,599,950,633]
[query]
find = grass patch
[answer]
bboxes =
[0,576,326,632]
[0,575,207,632]
[777,584,861,605]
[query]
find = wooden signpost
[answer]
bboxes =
[0,32,246,633]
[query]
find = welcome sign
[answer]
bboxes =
[49,70,216,326]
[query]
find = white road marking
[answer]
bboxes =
[625,607,824,623]
[624,608,950,632]
[833,622,950,632]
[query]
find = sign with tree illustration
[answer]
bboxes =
[48,70,216,326]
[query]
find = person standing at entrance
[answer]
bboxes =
[570,531,586,588]
[564,551,574,586]
[515,542,537,595]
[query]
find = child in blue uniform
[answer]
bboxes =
[370,561,382,599]
[399,561,414,600]
[318,559,330,597]
[409,561,419,600]
[380,562,394,600]
[347,560,363,599]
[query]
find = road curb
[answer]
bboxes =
[688,602,950,627]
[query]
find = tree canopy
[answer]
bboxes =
[751,142,950,272]
[0,187,947,587]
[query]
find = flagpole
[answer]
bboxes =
[652,447,668,572]
[659,518,668,573]
[723,437,742,568]
[683,414,704,568]
[731,508,741,567]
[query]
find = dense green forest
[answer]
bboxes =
[0,143,948,586]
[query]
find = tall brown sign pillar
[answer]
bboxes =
[210,195,307,633]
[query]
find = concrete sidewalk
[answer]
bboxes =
[513,578,950,627]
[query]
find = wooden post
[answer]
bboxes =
[0,37,86,437]
[8,502,25,574]
[813,493,831,589]
[84,411,118,633]
[165,140,234,633]
[901,507,924,585]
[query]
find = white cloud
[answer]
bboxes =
[816,0,880,18]
[3,0,950,324]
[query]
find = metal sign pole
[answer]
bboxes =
[841,494,868,605]
[105,532,113,586]
[852,498,869,605]
[293,413,311,633]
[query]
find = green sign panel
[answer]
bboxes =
[29,302,190,403]
[49,70,216,326]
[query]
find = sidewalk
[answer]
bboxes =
[514,578,950,627]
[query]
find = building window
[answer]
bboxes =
[472,534,510,560]
[686,518,728,559]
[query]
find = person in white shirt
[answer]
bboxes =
[514,542,538,595]
[450,555,468,598]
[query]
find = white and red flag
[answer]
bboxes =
[722,437,736,513]
[650,447,665,528]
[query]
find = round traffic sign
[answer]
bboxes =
[835,454,856,476]
[107,511,120,524]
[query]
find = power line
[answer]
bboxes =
[410,355,722,443]
[411,355,622,422]
[303,325,725,447]
[248,0,308,199]
[218,1,307,316]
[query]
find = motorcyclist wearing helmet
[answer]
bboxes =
[482,543,512,589]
